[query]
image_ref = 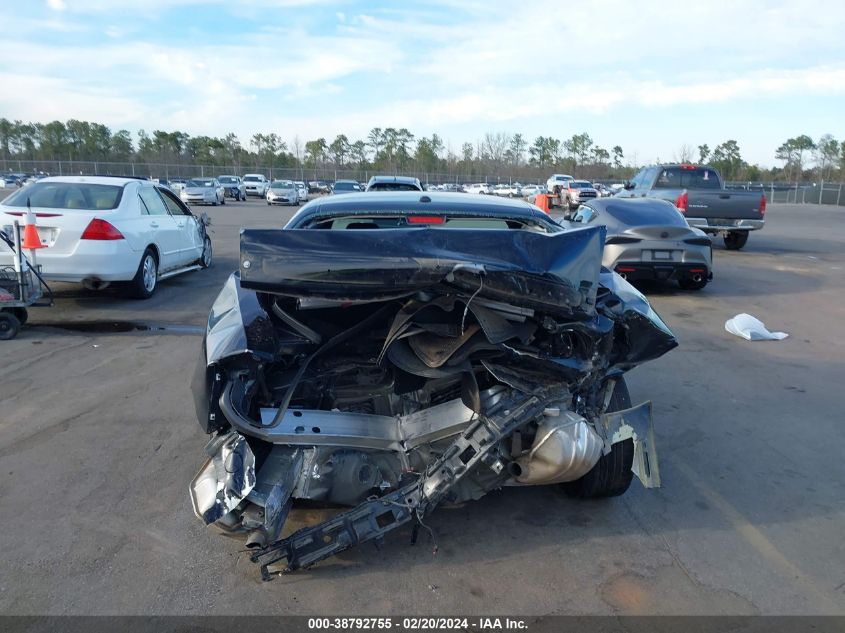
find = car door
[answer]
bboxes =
[137,186,182,271]
[158,187,202,266]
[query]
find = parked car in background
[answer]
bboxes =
[295,181,309,202]
[331,180,362,194]
[266,180,300,206]
[521,184,544,198]
[169,178,187,194]
[616,163,766,250]
[181,178,225,206]
[465,183,493,195]
[0,176,212,298]
[569,197,712,290]
[2,174,22,188]
[217,175,246,201]
[493,183,522,197]
[593,183,614,197]
[546,173,574,196]
[365,175,423,192]
[564,180,599,210]
[242,174,270,197]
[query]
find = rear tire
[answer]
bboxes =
[127,248,158,300]
[724,231,748,250]
[560,378,635,499]
[0,311,21,340]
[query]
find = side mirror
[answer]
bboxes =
[200,212,211,227]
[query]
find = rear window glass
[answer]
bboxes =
[3,182,122,210]
[654,167,721,189]
[333,182,360,191]
[311,215,553,232]
[368,182,421,191]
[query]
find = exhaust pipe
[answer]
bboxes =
[82,278,110,291]
[691,273,703,283]
[619,273,627,280]
[245,529,267,549]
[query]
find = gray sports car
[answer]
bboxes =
[568,197,712,290]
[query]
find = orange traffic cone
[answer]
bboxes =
[22,207,46,250]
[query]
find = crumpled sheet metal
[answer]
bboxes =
[238,225,606,315]
[189,432,256,525]
[725,313,788,341]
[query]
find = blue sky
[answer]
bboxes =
[1,0,843,166]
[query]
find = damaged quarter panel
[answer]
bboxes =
[188,191,677,577]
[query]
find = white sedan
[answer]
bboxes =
[0,176,212,299]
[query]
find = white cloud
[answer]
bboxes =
[46,0,67,10]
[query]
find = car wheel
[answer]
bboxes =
[220,195,226,205]
[199,235,213,269]
[724,231,749,250]
[127,248,157,300]
[560,378,635,499]
[0,311,21,340]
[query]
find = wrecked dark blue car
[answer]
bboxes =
[189,192,677,578]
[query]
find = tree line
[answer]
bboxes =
[1,117,842,183]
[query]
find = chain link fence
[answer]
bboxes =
[2,159,844,206]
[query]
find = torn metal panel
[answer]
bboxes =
[189,432,256,525]
[597,401,661,488]
[239,226,605,315]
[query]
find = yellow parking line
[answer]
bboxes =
[672,460,843,613]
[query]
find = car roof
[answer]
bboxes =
[287,191,554,228]
[583,196,684,225]
[33,175,144,187]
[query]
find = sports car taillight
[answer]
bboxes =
[81,219,124,240]
[676,191,688,213]
[684,237,712,246]
[760,194,767,216]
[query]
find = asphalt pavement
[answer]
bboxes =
[1,195,843,615]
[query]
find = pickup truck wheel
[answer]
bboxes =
[724,231,748,250]
[560,378,634,499]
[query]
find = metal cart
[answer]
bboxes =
[0,220,53,340]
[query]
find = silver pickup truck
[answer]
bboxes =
[617,164,766,250]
